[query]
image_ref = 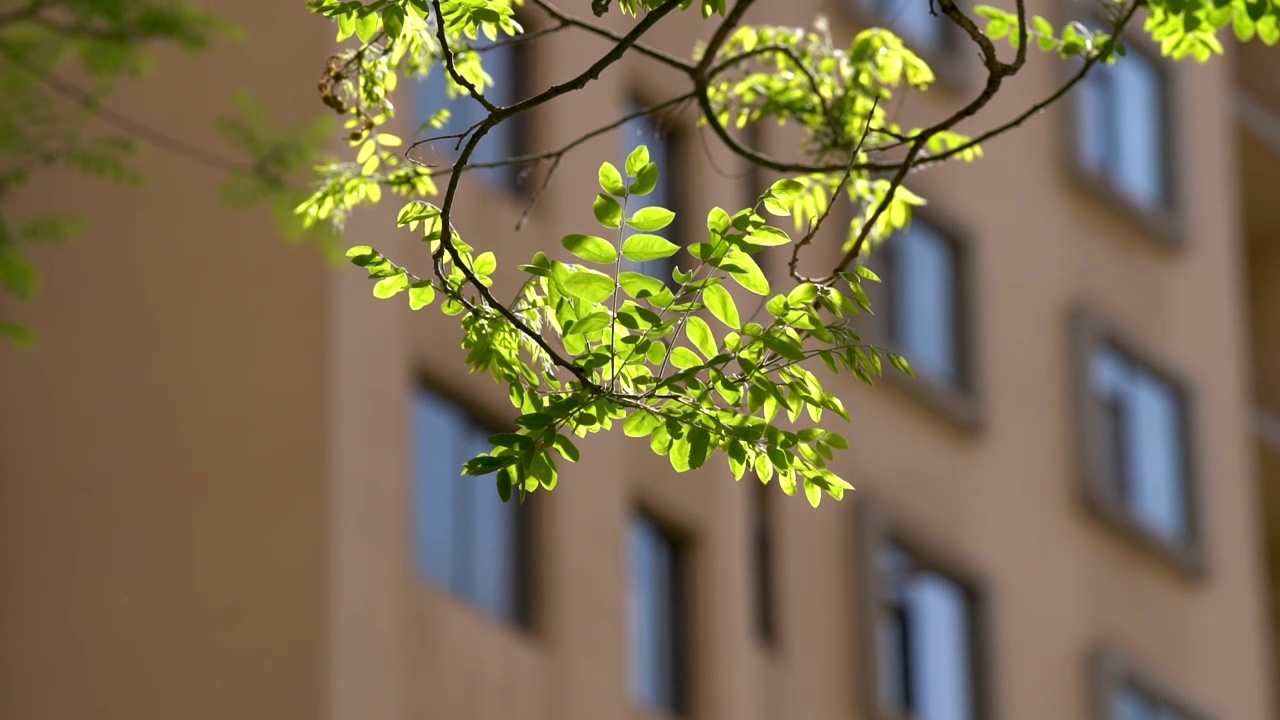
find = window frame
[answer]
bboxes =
[1058,12,1183,248]
[627,508,692,717]
[411,377,536,630]
[1069,307,1205,579]
[855,498,998,720]
[1090,646,1211,720]
[863,208,984,434]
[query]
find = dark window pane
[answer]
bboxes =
[1087,345,1189,542]
[877,545,974,720]
[1074,44,1166,208]
[413,389,465,587]
[888,221,961,387]
[412,385,527,625]
[417,41,526,191]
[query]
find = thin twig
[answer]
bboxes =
[526,0,695,72]
[429,0,687,389]
[788,97,880,281]
[0,45,247,175]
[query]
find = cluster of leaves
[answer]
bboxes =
[299,0,531,234]
[351,146,910,505]
[977,0,1278,61]
[304,0,1280,505]
[702,21,980,260]
[215,93,342,253]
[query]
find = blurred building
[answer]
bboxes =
[2,0,1280,719]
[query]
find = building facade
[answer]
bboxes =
[2,1,1279,719]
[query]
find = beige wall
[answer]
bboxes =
[2,2,1277,720]
[1239,30,1280,713]
[0,1,332,718]
[332,5,1276,720]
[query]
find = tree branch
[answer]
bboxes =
[526,0,695,73]
[428,0,687,390]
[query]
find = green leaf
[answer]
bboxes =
[824,433,850,450]
[768,178,805,201]
[1234,12,1257,41]
[625,145,650,176]
[744,226,790,247]
[685,316,717,358]
[669,346,702,369]
[686,427,712,470]
[463,454,517,475]
[622,233,680,262]
[1259,14,1280,43]
[0,321,34,348]
[382,4,405,39]
[627,207,676,232]
[725,249,769,295]
[787,282,819,305]
[594,194,623,228]
[373,272,409,298]
[354,9,378,42]
[497,469,513,502]
[702,283,740,328]
[566,311,612,336]
[530,452,558,490]
[646,341,666,364]
[803,477,822,508]
[472,251,497,276]
[408,281,436,310]
[669,434,691,472]
[888,352,914,376]
[618,271,667,299]
[562,268,616,302]
[552,434,580,462]
[631,163,658,195]
[337,12,356,40]
[599,162,626,196]
[624,410,662,438]
[562,234,618,264]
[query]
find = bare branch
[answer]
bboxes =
[527,0,695,73]
[428,0,687,389]
[428,0,500,113]
[789,98,880,282]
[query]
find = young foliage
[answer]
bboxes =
[349,149,895,506]
[299,0,1280,506]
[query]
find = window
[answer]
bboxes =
[876,544,977,720]
[412,385,530,626]
[619,104,681,284]
[629,514,687,715]
[882,219,964,389]
[1074,42,1168,210]
[859,0,950,52]
[858,502,991,720]
[1093,649,1207,720]
[1088,344,1190,543]
[751,483,776,646]
[417,39,528,192]
[1073,309,1199,573]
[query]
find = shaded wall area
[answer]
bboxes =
[0,2,333,718]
